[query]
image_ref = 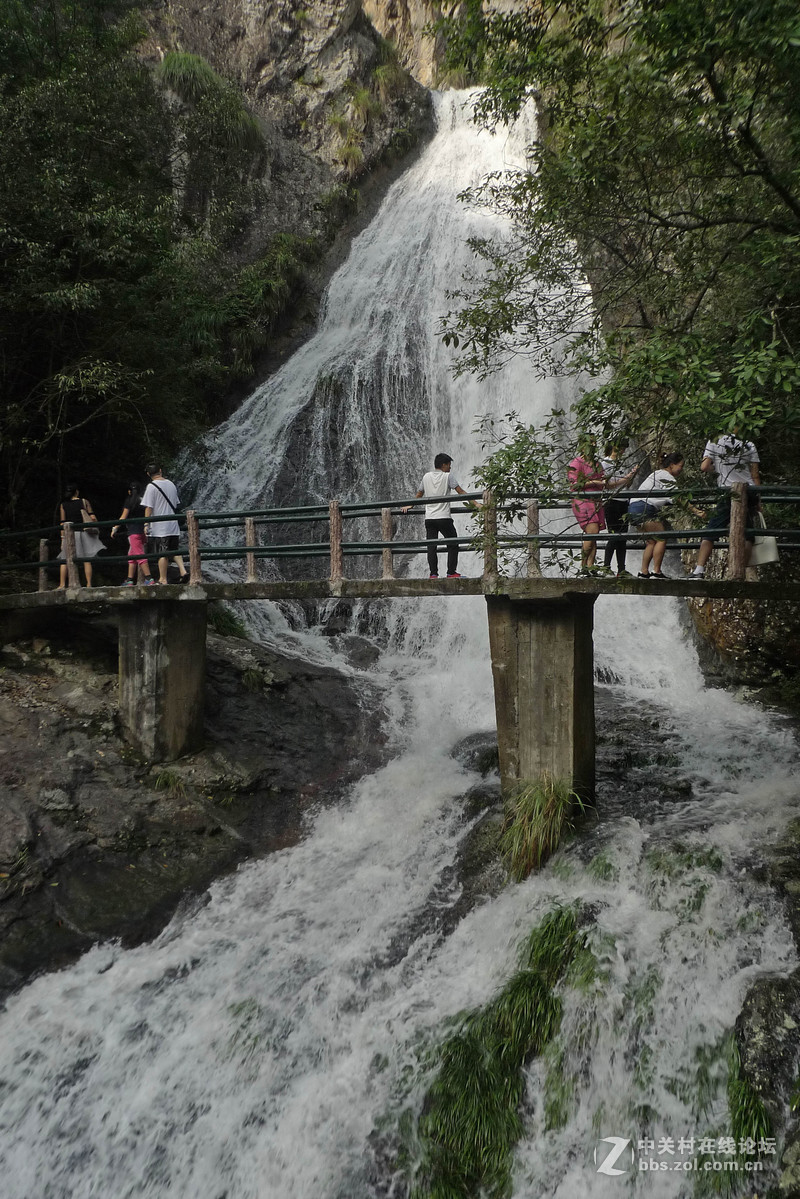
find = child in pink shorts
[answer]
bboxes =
[111,483,155,586]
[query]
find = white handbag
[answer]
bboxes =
[749,511,779,566]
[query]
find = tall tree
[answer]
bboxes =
[438,0,800,477]
[0,0,313,530]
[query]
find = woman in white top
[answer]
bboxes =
[627,453,686,579]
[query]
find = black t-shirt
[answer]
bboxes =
[61,497,88,525]
[122,499,147,534]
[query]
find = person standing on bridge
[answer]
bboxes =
[568,437,636,574]
[111,482,155,586]
[142,464,189,585]
[688,431,761,579]
[599,438,639,577]
[55,484,103,588]
[403,453,477,579]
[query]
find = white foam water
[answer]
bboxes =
[1,92,798,1199]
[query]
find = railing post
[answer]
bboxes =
[483,489,498,583]
[63,522,80,588]
[329,500,343,584]
[186,510,202,585]
[526,500,542,578]
[245,517,258,583]
[381,507,394,580]
[728,481,747,580]
[38,539,49,592]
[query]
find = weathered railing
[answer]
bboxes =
[1,482,798,591]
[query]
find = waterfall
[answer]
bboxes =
[1,92,800,1199]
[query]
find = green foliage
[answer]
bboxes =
[207,602,248,638]
[0,0,303,531]
[587,850,619,883]
[499,774,586,880]
[157,51,219,103]
[543,1043,576,1131]
[345,81,381,130]
[693,1035,772,1196]
[645,844,725,880]
[338,135,365,178]
[411,904,588,1199]
[436,0,800,480]
[327,111,350,137]
[154,769,186,798]
[373,61,406,103]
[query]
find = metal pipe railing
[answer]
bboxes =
[4,482,799,591]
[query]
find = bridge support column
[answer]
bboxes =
[486,593,596,799]
[118,600,207,761]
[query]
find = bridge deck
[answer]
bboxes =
[1,575,798,614]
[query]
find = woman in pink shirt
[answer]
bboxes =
[567,440,607,572]
[568,439,636,572]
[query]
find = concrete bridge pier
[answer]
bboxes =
[486,593,596,799]
[118,599,207,761]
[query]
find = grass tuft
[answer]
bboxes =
[499,774,586,880]
[207,602,248,638]
[373,60,406,102]
[338,135,364,177]
[154,769,186,798]
[692,1034,772,1197]
[157,52,220,104]
[411,904,590,1199]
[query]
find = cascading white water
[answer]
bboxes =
[1,92,799,1199]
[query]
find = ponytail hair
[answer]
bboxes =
[660,452,684,469]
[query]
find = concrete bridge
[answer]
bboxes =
[0,482,793,797]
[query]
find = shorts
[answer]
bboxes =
[628,500,661,523]
[702,491,758,543]
[571,498,605,532]
[127,532,148,564]
[149,534,180,555]
[628,501,670,540]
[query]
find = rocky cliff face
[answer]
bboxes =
[142,0,432,259]
[686,557,800,704]
[362,0,444,87]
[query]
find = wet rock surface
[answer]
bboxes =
[0,616,387,999]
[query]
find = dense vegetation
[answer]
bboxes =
[436,0,800,489]
[0,0,316,529]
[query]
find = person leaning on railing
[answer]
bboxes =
[627,453,703,580]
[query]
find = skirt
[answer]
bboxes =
[58,529,104,560]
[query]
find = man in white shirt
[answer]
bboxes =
[403,453,475,578]
[142,464,189,585]
[689,432,760,578]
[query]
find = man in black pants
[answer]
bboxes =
[404,453,476,578]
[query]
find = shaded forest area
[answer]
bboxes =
[0,0,321,532]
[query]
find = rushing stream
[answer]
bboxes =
[2,92,800,1199]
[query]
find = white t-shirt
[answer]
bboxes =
[703,435,759,488]
[142,478,181,538]
[637,469,677,510]
[419,469,461,519]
